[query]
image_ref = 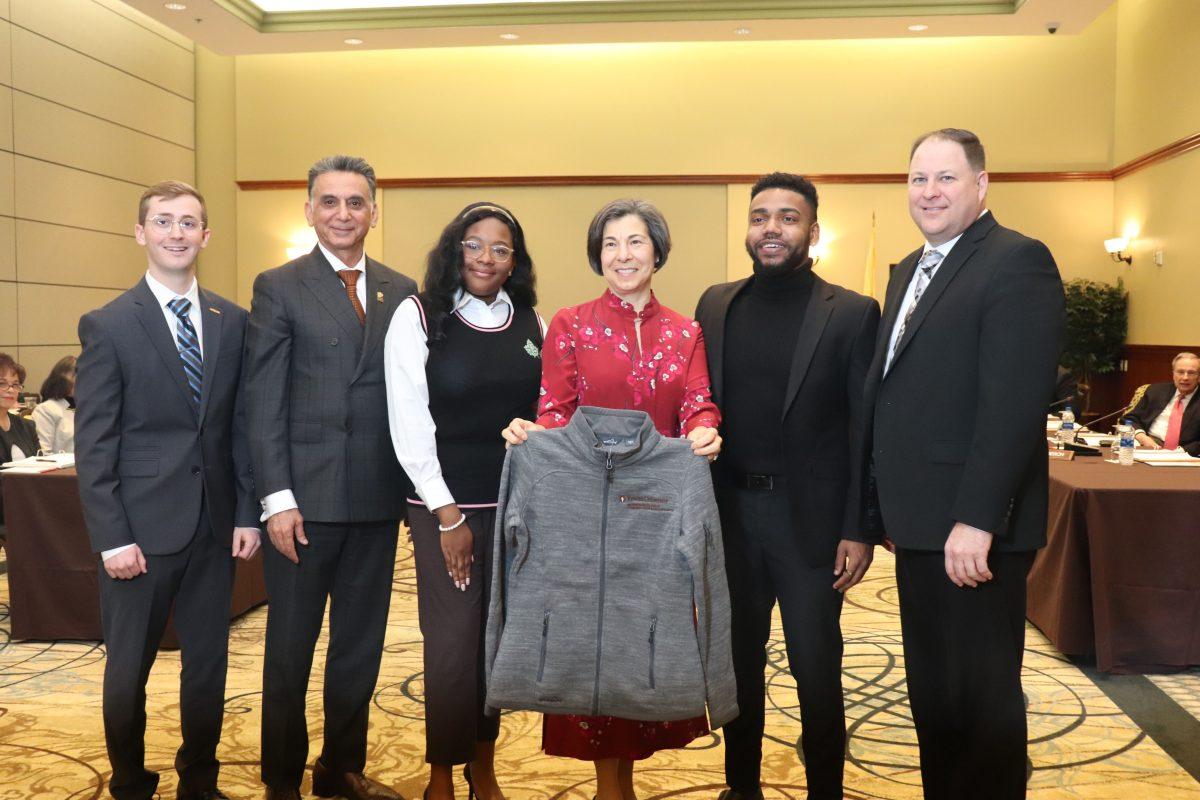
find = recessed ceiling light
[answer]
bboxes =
[907,24,929,31]
[164,2,186,9]
[500,33,520,40]
[734,27,751,35]
[344,37,363,45]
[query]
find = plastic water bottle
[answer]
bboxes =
[1118,421,1136,466]
[1058,405,1076,446]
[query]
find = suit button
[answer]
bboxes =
[191,466,201,476]
[330,337,338,346]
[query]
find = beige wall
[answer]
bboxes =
[0,0,195,387]
[1111,0,1200,346]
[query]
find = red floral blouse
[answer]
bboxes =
[536,289,720,436]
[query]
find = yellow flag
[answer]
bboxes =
[864,211,877,299]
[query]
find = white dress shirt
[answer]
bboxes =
[104,272,203,562]
[31,397,74,454]
[883,210,988,374]
[1145,388,1195,443]
[384,288,546,512]
[260,244,367,520]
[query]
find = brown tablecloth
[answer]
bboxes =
[2,468,266,649]
[1027,458,1200,673]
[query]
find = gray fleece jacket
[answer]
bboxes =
[484,406,738,726]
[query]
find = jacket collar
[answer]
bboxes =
[564,406,662,465]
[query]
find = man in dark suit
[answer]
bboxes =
[76,180,260,800]
[1126,352,1199,455]
[694,173,880,800]
[245,155,416,800]
[861,129,1065,800]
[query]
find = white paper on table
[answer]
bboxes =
[1140,459,1200,467]
[1,453,74,470]
[1132,450,1198,463]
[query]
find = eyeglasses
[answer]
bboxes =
[147,215,203,233]
[0,381,24,392]
[461,240,514,263]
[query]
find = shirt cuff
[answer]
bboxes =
[260,489,299,522]
[684,413,720,434]
[102,543,136,561]
[417,478,455,513]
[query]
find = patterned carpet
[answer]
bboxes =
[2,541,1199,799]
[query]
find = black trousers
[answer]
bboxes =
[260,520,399,790]
[409,506,501,765]
[717,479,846,800]
[894,548,1035,800]
[99,512,234,800]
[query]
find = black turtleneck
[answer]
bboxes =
[721,261,815,475]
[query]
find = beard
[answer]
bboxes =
[745,238,811,273]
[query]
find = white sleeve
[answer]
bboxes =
[31,403,59,453]
[102,543,136,561]
[384,297,455,511]
[536,311,548,338]
[260,489,299,521]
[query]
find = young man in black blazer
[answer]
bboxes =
[694,173,880,800]
[861,129,1065,800]
[76,181,260,800]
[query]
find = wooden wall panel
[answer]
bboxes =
[0,216,15,281]
[10,27,193,148]
[0,19,11,86]
[16,283,119,344]
[0,152,14,218]
[15,155,142,236]
[1120,344,1200,403]
[92,0,192,51]
[11,0,194,99]
[15,220,143,289]
[0,281,15,343]
[0,86,13,152]
[13,92,194,186]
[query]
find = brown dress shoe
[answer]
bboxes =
[311,758,403,800]
[264,788,301,800]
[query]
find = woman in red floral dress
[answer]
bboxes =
[502,199,722,800]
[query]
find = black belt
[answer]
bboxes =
[726,470,782,490]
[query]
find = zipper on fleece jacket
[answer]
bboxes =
[648,615,658,689]
[537,611,550,682]
[592,451,614,715]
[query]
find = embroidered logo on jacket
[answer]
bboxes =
[619,494,673,512]
[524,339,541,358]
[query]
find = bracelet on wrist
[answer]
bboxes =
[438,512,467,533]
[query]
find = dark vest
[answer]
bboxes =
[421,298,543,505]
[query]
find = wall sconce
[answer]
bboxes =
[810,241,828,266]
[1104,236,1132,265]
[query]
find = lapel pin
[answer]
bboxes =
[209,307,221,315]
[376,291,384,303]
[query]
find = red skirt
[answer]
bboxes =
[542,713,709,761]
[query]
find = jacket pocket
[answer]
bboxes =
[648,615,658,689]
[117,458,158,477]
[537,611,550,682]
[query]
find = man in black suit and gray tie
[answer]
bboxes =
[245,155,417,800]
[694,173,880,800]
[860,129,1065,800]
[76,180,261,800]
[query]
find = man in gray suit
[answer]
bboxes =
[245,155,417,800]
[76,180,260,800]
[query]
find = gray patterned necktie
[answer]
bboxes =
[890,248,944,362]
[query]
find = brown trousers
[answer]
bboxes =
[409,505,501,765]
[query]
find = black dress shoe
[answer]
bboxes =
[264,787,301,800]
[177,788,230,800]
[717,790,765,800]
[311,758,403,800]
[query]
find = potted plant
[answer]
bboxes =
[1061,277,1127,414]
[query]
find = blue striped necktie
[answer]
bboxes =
[167,296,202,407]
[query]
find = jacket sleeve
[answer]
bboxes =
[951,239,1066,536]
[232,309,260,528]
[243,271,295,502]
[535,308,578,429]
[677,324,721,434]
[842,297,882,542]
[678,452,738,728]
[484,446,522,715]
[74,311,135,553]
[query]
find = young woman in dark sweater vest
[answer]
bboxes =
[384,202,543,800]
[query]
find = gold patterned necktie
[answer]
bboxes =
[337,269,366,326]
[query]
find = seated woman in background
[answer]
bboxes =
[32,355,76,453]
[0,352,40,541]
[385,201,544,800]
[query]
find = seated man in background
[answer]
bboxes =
[1126,351,1199,455]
